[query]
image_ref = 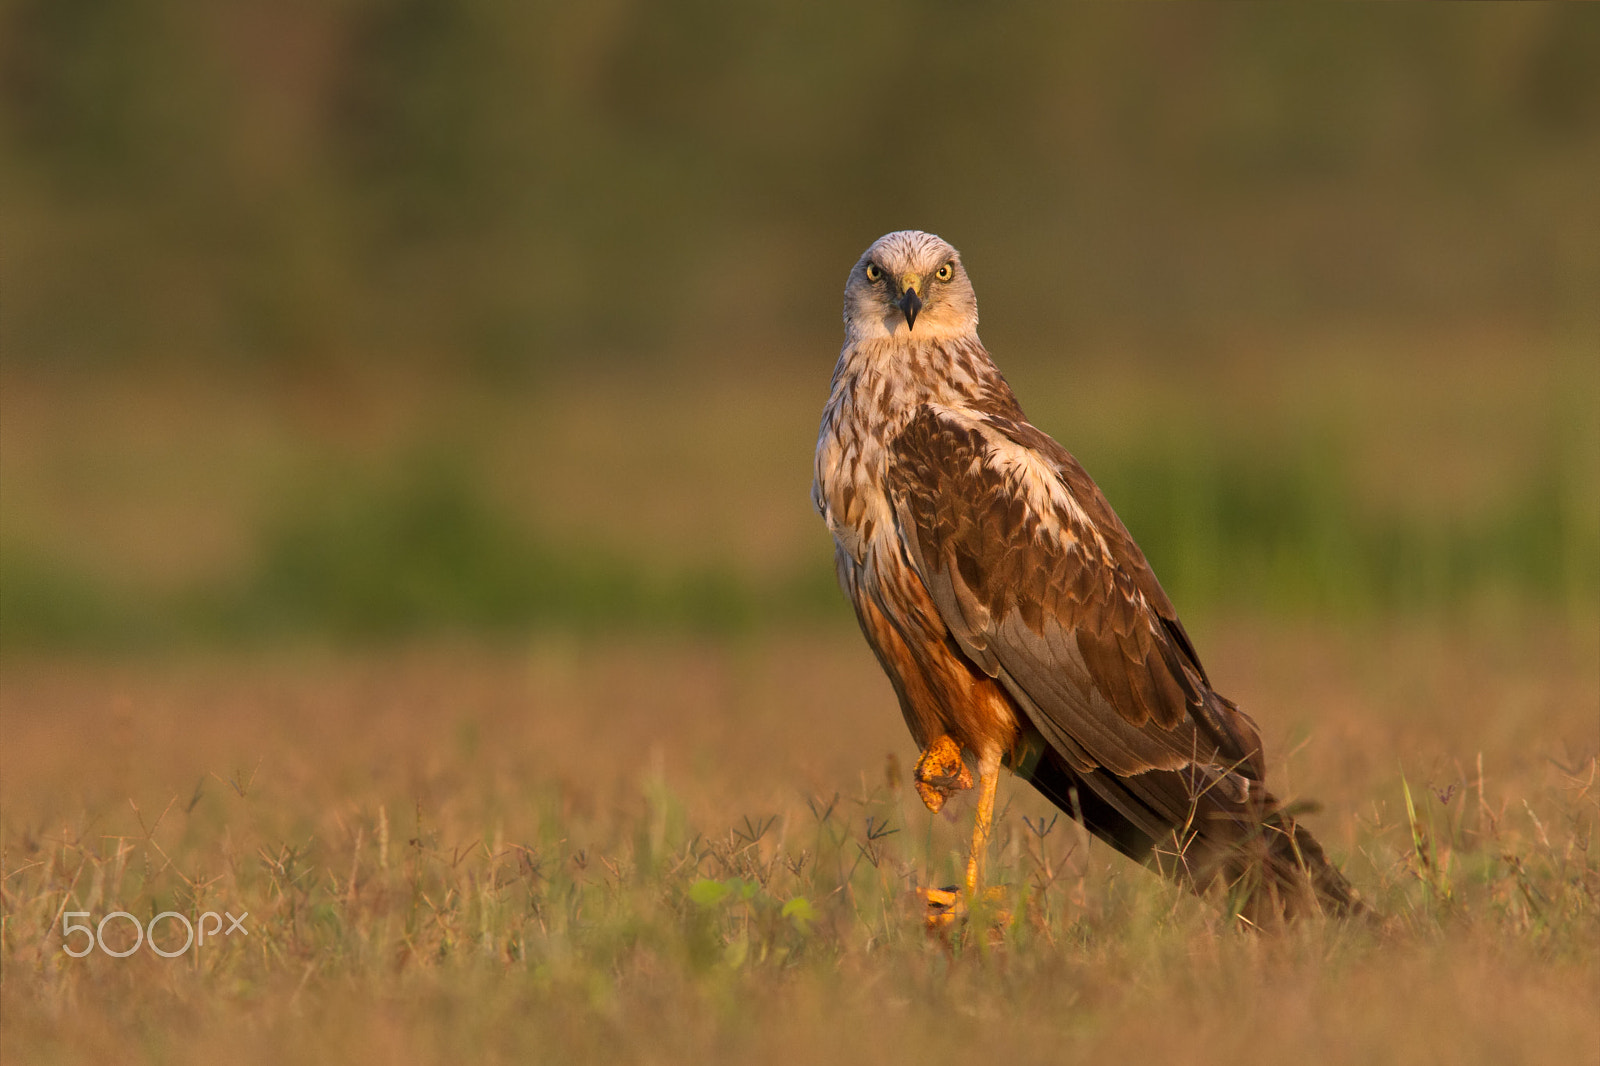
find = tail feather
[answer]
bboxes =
[1022,751,1362,922]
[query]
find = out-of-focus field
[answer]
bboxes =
[2,620,1596,1065]
[2,265,1596,1066]
[3,341,1598,1064]
[3,328,1595,648]
[4,5,1599,1063]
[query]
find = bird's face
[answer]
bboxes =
[844,230,978,341]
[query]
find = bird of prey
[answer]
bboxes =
[813,230,1359,923]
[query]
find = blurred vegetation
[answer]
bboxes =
[2,427,1593,650]
[2,3,1597,649]
[1092,436,1597,621]
[0,448,835,649]
[3,3,1597,373]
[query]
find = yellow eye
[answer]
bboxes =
[864,263,883,282]
[935,262,954,282]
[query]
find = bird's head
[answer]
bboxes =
[844,230,978,341]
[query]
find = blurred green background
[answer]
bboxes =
[2,1,1596,649]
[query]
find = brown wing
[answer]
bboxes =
[887,404,1264,782]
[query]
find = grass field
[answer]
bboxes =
[3,617,1596,1064]
[3,329,1597,1064]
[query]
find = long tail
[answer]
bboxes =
[1023,751,1363,923]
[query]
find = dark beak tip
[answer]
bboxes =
[899,290,923,330]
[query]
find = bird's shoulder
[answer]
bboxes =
[886,401,1258,771]
[887,400,1202,675]
[887,403,1133,566]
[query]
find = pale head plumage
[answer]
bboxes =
[844,230,978,343]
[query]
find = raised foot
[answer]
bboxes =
[915,884,1010,936]
[913,734,972,813]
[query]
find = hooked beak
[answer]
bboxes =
[897,287,923,331]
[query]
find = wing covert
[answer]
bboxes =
[887,404,1263,780]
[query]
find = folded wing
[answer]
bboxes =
[887,404,1264,793]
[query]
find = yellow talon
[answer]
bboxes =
[916,884,1010,937]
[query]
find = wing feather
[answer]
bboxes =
[888,405,1264,782]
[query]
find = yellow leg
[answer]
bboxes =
[964,746,1002,897]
